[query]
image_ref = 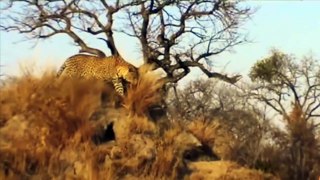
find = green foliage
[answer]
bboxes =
[249,49,288,83]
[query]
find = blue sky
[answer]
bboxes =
[0,1,319,80]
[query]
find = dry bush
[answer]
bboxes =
[123,64,165,117]
[255,103,320,180]
[95,120,203,179]
[166,78,273,168]
[188,161,278,180]
[0,69,110,178]
[187,117,255,162]
[146,123,201,179]
[0,64,184,179]
[0,64,277,179]
[187,119,219,146]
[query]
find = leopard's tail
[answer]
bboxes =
[56,62,67,77]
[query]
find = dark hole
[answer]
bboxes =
[148,105,166,121]
[184,144,219,162]
[92,122,115,145]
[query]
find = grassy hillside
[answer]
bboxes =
[0,65,277,179]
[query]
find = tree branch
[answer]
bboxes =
[2,0,251,84]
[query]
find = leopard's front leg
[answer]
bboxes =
[111,77,124,96]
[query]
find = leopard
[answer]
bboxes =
[57,54,139,96]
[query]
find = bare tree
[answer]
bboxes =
[166,79,252,120]
[0,0,251,83]
[249,49,320,180]
[166,78,270,166]
[249,49,320,124]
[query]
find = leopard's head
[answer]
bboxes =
[117,65,139,85]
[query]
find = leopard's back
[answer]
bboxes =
[57,54,117,81]
[57,54,139,96]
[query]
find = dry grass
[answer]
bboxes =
[187,119,219,147]
[0,65,276,179]
[188,161,278,180]
[0,70,105,178]
[123,64,165,117]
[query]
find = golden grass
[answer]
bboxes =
[0,70,106,178]
[187,119,219,147]
[0,64,276,179]
[188,161,279,180]
[123,64,165,117]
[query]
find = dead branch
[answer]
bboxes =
[1,0,251,83]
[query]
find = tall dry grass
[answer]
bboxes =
[123,64,165,117]
[0,64,277,179]
[0,69,106,178]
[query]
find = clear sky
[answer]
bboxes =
[0,1,319,81]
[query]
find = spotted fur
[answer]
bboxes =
[57,54,138,96]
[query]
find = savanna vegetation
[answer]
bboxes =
[0,1,319,180]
